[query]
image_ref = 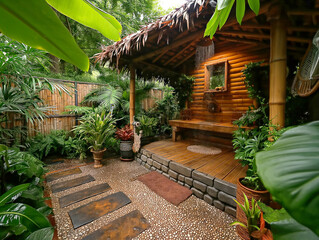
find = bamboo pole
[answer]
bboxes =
[268,5,287,128]
[130,65,136,129]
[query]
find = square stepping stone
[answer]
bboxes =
[59,183,111,208]
[82,210,150,240]
[46,168,82,182]
[51,175,95,193]
[69,192,131,229]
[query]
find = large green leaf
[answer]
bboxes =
[46,0,121,41]
[25,227,54,240]
[236,0,245,25]
[217,0,233,10]
[0,0,89,71]
[247,0,260,15]
[0,184,30,206]
[218,0,235,29]
[0,203,51,236]
[259,202,319,240]
[271,219,319,240]
[256,121,319,236]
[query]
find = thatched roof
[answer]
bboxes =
[95,0,319,78]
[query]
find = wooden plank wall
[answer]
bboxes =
[189,41,270,123]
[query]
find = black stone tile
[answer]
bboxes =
[59,183,111,208]
[46,168,82,182]
[51,175,95,193]
[82,210,150,240]
[69,192,131,229]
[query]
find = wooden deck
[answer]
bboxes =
[143,139,246,185]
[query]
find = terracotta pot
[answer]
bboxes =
[91,148,106,168]
[120,140,134,161]
[236,178,270,240]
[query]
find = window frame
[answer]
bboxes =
[204,60,228,93]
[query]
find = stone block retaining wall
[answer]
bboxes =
[136,149,237,217]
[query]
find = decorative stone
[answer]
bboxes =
[136,153,141,158]
[141,162,146,166]
[213,200,225,211]
[177,181,184,186]
[192,170,214,186]
[151,166,156,171]
[185,177,193,186]
[145,163,151,169]
[184,184,191,189]
[147,158,153,166]
[163,173,169,178]
[169,177,177,182]
[225,206,237,217]
[193,180,207,192]
[156,169,163,174]
[191,188,204,199]
[218,192,237,207]
[178,175,185,182]
[168,170,178,179]
[152,154,170,166]
[207,186,219,198]
[142,149,152,158]
[203,194,213,205]
[214,178,237,197]
[161,165,169,173]
[141,155,147,162]
[153,161,161,169]
[169,162,192,177]
[136,158,142,164]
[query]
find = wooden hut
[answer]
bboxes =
[96,0,319,215]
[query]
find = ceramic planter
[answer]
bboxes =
[120,140,134,161]
[91,148,106,168]
[236,178,270,240]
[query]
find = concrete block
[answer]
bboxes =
[218,192,237,207]
[225,206,237,217]
[213,200,225,211]
[204,194,213,205]
[178,181,184,186]
[169,177,177,182]
[141,155,147,162]
[168,169,178,179]
[156,169,163,174]
[184,184,191,189]
[147,158,153,166]
[207,186,219,198]
[143,149,152,158]
[193,180,207,192]
[151,166,156,171]
[163,173,169,178]
[214,178,237,197]
[185,177,193,186]
[169,161,193,177]
[152,154,170,166]
[192,170,214,186]
[191,188,204,199]
[161,165,169,173]
[178,175,185,182]
[153,160,162,169]
[136,158,142,164]
[145,163,151,169]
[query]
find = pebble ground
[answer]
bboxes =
[47,157,240,240]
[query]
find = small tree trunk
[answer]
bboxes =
[49,54,60,73]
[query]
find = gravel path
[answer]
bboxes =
[47,157,240,240]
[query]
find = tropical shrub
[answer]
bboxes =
[115,125,134,141]
[73,109,116,151]
[136,115,158,137]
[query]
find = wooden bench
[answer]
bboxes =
[169,119,239,142]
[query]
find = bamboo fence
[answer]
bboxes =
[8,78,163,137]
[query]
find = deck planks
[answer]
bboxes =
[144,140,245,185]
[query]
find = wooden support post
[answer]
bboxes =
[268,5,287,128]
[130,65,136,129]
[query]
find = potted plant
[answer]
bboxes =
[232,193,273,240]
[115,125,134,161]
[136,115,158,146]
[73,109,116,168]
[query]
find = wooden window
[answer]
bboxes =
[204,60,228,92]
